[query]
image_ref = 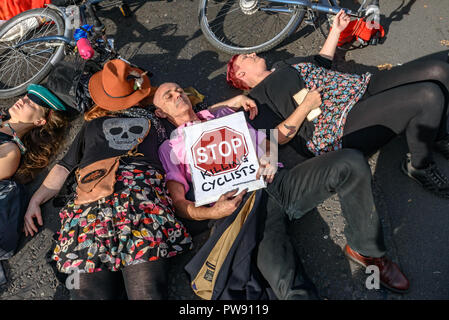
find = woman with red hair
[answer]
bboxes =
[227,10,449,199]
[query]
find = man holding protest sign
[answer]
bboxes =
[153,82,409,299]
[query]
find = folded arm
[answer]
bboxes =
[208,95,258,120]
[276,86,323,145]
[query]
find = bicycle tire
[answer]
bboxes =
[0,8,65,99]
[198,0,305,55]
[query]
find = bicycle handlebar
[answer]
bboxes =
[85,2,105,33]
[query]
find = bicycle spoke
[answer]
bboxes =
[0,9,63,92]
[203,0,299,50]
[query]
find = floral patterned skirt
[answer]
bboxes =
[292,62,371,155]
[51,162,193,274]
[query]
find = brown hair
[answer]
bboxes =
[14,108,69,184]
[84,104,117,121]
[84,102,150,121]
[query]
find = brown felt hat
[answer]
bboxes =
[88,59,152,111]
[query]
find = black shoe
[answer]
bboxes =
[401,153,449,198]
[434,136,449,159]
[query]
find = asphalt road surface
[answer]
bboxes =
[0,0,448,300]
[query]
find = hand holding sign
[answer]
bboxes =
[184,112,266,206]
[211,188,248,219]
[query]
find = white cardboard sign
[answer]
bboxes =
[183,112,266,206]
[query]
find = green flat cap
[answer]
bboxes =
[27,84,67,111]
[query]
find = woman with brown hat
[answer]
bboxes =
[23,59,193,299]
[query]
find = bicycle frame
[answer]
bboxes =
[13,0,106,49]
[260,0,378,17]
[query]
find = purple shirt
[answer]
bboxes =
[158,107,266,194]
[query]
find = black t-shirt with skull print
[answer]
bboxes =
[58,116,164,173]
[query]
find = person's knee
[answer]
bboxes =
[419,82,445,114]
[332,149,370,180]
[425,60,449,85]
[123,261,168,300]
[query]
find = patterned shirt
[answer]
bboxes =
[292,62,371,155]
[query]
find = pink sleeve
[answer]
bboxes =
[158,141,190,194]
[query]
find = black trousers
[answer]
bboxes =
[69,259,168,300]
[257,148,386,300]
[343,59,449,168]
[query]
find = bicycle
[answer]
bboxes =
[198,0,381,55]
[0,0,132,99]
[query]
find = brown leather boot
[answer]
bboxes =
[344,245,410,293]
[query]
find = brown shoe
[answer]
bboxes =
[344,245,410,293]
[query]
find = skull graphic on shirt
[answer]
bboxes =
[102,118,149,150]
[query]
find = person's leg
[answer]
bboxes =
[256,194,319,300]
[368,60,449,95]
[122,259,169,300]
[266,149,386,258]
[265,149,409,293]
[367,59,449,139]
[343,82,445,169]
[70,269,124,300]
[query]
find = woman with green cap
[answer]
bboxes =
[0,84,69,183]
[0,84,69,281]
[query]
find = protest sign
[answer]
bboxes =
[183,111,266,206]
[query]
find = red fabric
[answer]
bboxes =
[0,0,51,21]
[333,18,385,46]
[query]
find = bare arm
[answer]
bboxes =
[30,164,70,204]
[319,10,351,60]
[167,180,247,221]
[208,95,258,120]
[24,164,70,236]
[276,87,323,145]
[0,143,20,180]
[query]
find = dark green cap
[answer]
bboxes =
[27,84,67,111]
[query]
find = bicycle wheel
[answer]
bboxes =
[0,8,65,99]
[199,0,305,55]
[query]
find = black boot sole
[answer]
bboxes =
[401,160,449,199]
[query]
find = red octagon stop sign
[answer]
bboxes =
[191,126,249,176]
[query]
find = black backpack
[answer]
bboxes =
[46,59,102,116]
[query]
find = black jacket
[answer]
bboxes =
[184,190,275,300]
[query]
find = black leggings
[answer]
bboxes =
[70,259,168,300]
[342,59,449,168]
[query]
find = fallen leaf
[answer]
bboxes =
[424,5,428,8]
[377,63,393,71]
[440,40,449,46]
